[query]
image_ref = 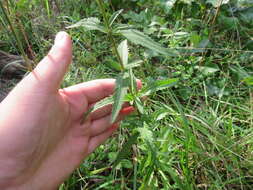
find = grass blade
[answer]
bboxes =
[0,2,31,70]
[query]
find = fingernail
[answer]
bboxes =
[54,31,67,45]
[109,123,120,131]
[120,106,135,115]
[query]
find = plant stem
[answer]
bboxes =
[0,1,32,71]
[96,0,124,70]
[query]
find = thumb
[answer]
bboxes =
[30,31,72,92]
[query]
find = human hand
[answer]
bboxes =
[0,32,140,190]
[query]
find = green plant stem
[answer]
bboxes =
[133,144,138,190]
[96,0,124,70]
[0,1,31,71]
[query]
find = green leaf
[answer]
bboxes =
[67,17,106,33]
[125,60,143,70]
[111,72,129,123]
[195,64,220,75]
[117,40,128,68]
[218,15,239,31]
[113,24,135,32]
[238,0,253,7]
[239,7,253,24]
[129,69,137,94]
[134,97,144,114]
[113,133,139,169]
[90,167,109,175]
[81,96,113,123]
[140,78,179,97]
[206,0,229,7]
[119,29,178,57]
[83,92,135,123]
[137,127,154,143]
[109,9,123,27]
[161,0,177,13]
[105,59,122,71]
[243,76,253,86]
[230,65,250,80]
[121,159,133,169]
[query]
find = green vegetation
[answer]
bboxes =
[1,0,253,189]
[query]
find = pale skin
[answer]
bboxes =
[0,32,140,190]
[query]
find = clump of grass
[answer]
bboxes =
[0,1,33,71]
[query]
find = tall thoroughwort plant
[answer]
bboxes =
[68,0,178,172]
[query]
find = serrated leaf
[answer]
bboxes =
[117,40,128,67]
[67,17,106,33]
[140,78,179,97]
[111,72,129,123]
[125,60,142,70]
[109,9,123,27]
[113,133,139,169]
[119,29,178,57]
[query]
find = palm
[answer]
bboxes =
[0,32,130,190]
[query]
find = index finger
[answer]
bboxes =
[63,79,116,104]
[64,78,142,104]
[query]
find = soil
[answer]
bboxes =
[0,51,27,102]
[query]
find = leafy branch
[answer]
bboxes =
[68,0,179,175]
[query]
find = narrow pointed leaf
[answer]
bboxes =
[89,96,114,113]
[134,97,144,114]
[109,9,123,26]
[129,69,137,94]
[119,29,179,56]
[113,132,139,169]
[125,60,143,70]
[67,17,106,33]
[82,96,113,123]
[117,40,128,68]
[140,78,179,97]
[113,24,135,32]
[111,72,129,123]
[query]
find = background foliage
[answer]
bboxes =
[1,0,253,189]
